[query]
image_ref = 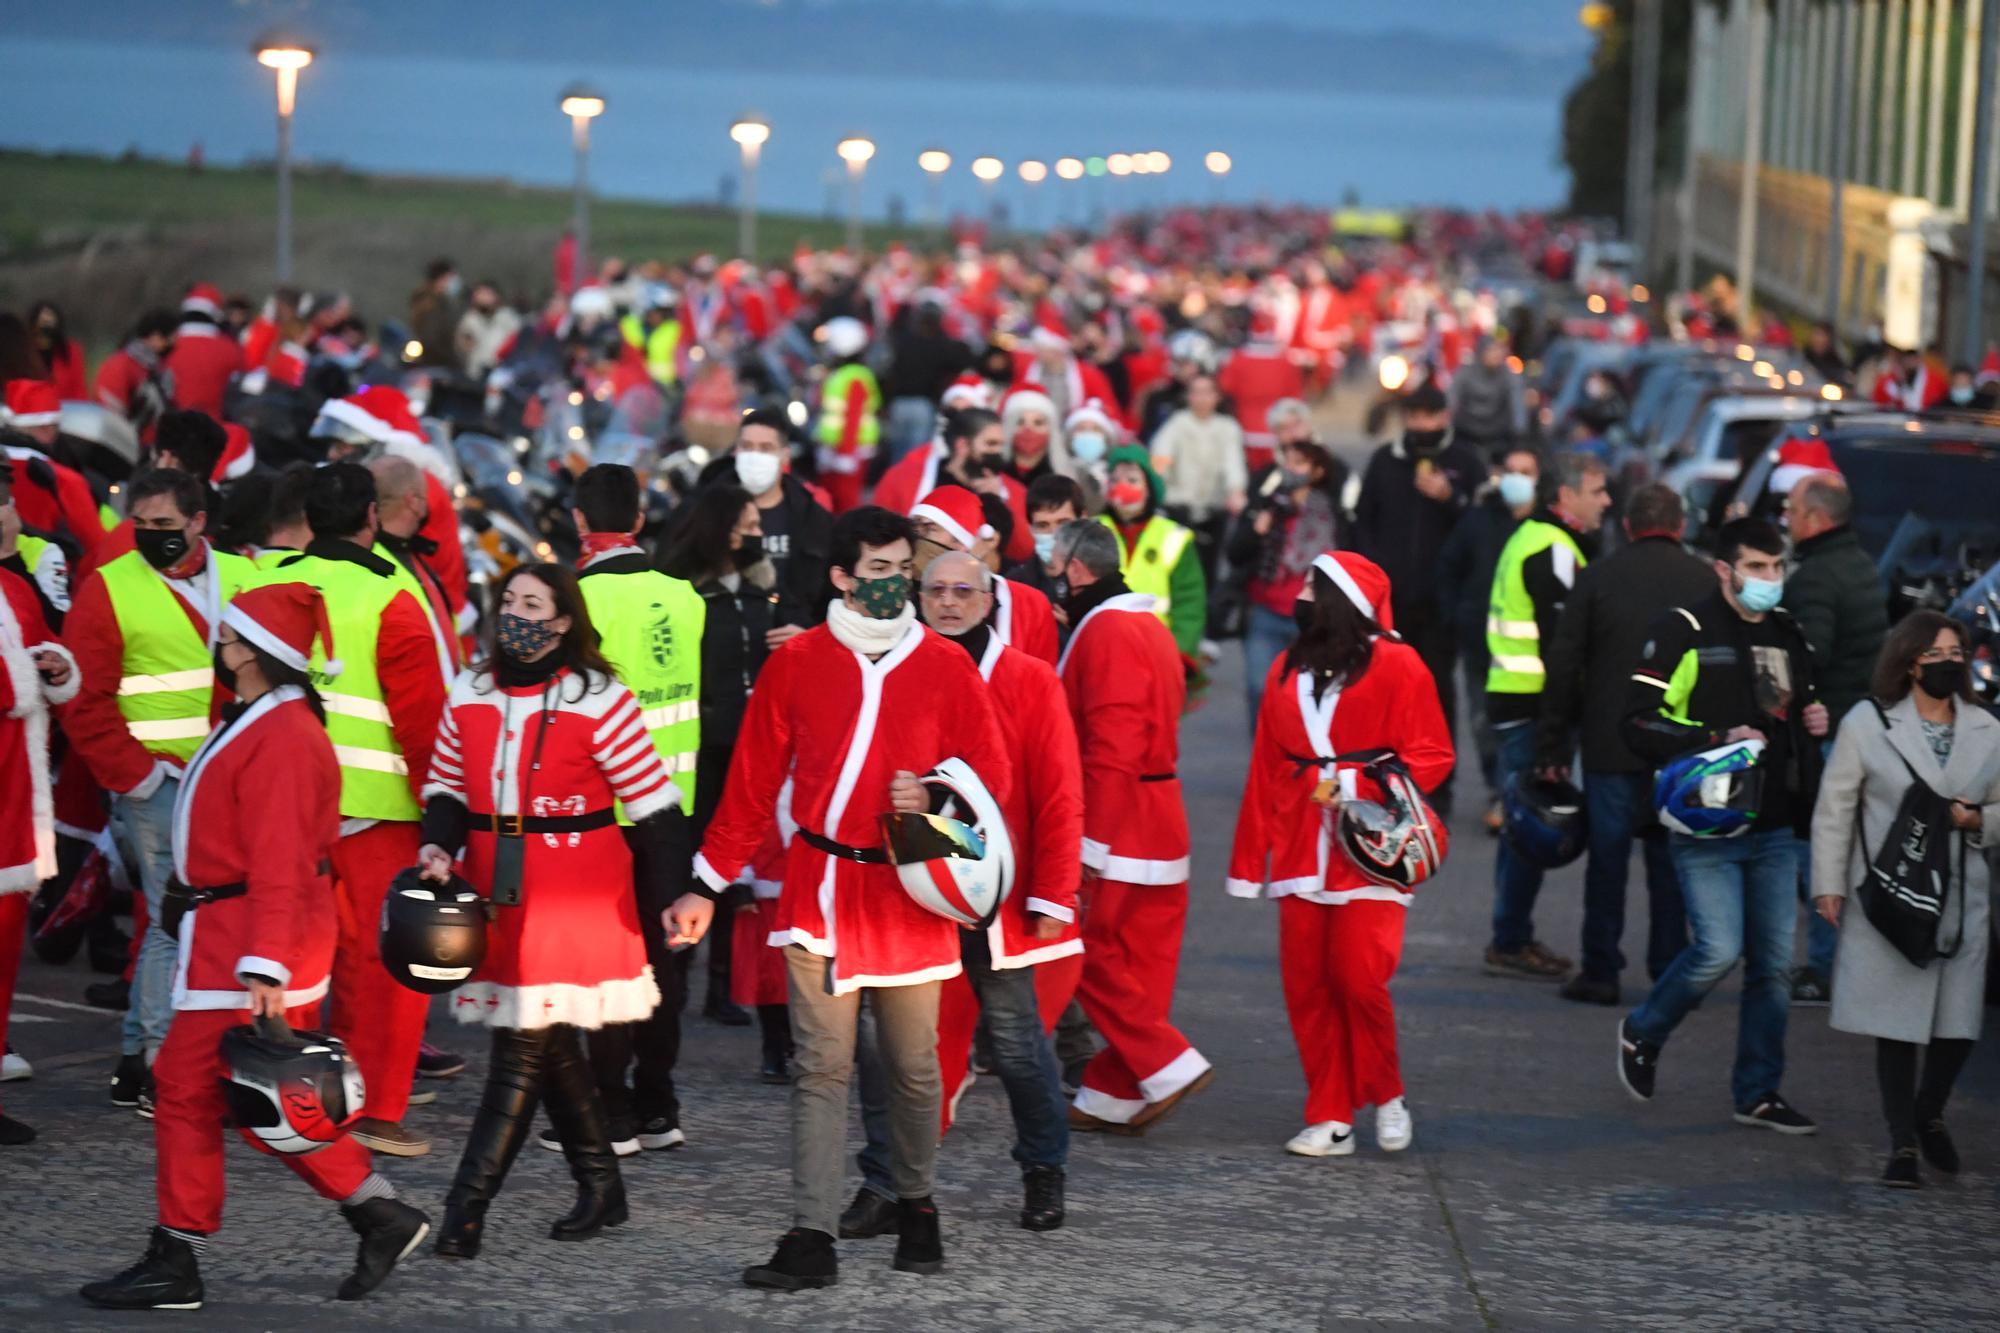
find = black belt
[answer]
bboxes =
[159,878,248,939]
[473,809,618,837]
[799,828,890,864]
[1139,772,1178,783]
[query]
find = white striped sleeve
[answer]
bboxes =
[594,687,680,820]
[422,702,467,804]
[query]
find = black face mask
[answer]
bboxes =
[731,542,764,570]
[134,526,190,571]
[212,642,241,696]
[1292,601,1316,635]
[1403,428,1446,455]
[1917,660,1966,700]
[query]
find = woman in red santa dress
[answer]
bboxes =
[1227,553,1453,1159]
[0,561,78,1146]
[80,582,429,1311]
[416,563,687,1260]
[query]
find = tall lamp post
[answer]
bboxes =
[1018,159,1048,232]
[253,32,315,283]
[836,136,875,252]
[1055,156,1085,226]
[559,84,606,287]
[1147,151,1172,207]
[918,148,952,231]
[1204,150,1232,202]
[730,114,770,261]
[972,155,1004,233]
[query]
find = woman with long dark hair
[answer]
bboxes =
[27,302,86,400]
[1226,552,1453,1159]
[415,563,691,1257]
[0,313,50,384]
[1810,610,2000,1188]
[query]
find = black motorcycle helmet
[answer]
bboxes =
[220,1014,365,1156]
[1500,771,1588,870]
[379,867,488,995]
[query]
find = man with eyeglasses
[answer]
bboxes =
[908,484,1058,664]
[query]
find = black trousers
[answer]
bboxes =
[1393,594,1459,805]
[691,743,738,1003]
[1875,1036,1975,1148]
[586,903,690,1125]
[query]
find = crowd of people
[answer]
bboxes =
[0,203,1992,1311]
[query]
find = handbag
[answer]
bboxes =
[1850,702,1967,968]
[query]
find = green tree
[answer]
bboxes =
[1561,1,1697,224]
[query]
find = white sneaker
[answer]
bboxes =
[1,1049,29,1082]
[1376,1097,1413,1152]
[1284,1121,1355,1157]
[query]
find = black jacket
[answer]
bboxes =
[686,461,832,626]
[1435,493,1522,648]
[690,564,778,753]
[1350,434,1486,618]
[1781,524,1886,727]
[1536,535,1717,773]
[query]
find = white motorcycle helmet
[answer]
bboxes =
[819,316,870,360]
[880,758,1014,928]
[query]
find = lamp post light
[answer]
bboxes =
[836,135,875,252]
[559,83,606,286]
[918,148,952,230]
[1204,149,1231,202]
[253,31,315,282]
[971,154,1004,232]
[729,114,770,261]
[1018,159,1047,231]
[1055,156,1084,225]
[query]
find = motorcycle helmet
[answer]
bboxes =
[1501,770,1587,870]
[380,868,489,994]
[879,758,1014,929]
[1336,754,1450,890]
[819,316,870,360]
[1655,738,1766,838]
[220,1015,364,1156]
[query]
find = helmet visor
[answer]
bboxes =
[882,812,986,866]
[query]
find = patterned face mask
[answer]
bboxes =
[850,573,910,620]
[497,612,560,660]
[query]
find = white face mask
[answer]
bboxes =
[1497,471,1537,508]
[734,450,782,494]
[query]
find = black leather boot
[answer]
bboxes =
[435,1029,544,1259]
[79,1227,204,1310]
[542,1025,628,1241]
[892,1196,944,1275]
[1020,1165,1066,1231]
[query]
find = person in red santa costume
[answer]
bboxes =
[1227,552,1453,1158]
[909,483,1058,665]
[3,379,111,564]
[1217,308,1307,475]
[0,548,79,1147]
[875,407,1036,567]
[1047,518,1213,1134]
[1013,321,1123,431]
[163,284,240,421]
[666,505,1012,1291]
[78,582,430,1311]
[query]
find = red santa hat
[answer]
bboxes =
[2,380,60,428]
[1000,385,1058,426]
[940,372,995,411]
[910,484,995,551]
[1063,398,1119,441]
[182,283,225,320]
[1767,436,1839,495]
[214,422,256,484]
[1029,306,1071,352]
[1978,345,2000,386]
[223,581,341,679]
[312,384,429,451]
[1309,551,1396,634]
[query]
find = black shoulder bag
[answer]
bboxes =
[1850,702,1966,968]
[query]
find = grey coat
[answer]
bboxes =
[1811,695,2000,1044]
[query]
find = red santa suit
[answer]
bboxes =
[1872,361,1948,411]
[1225,554,1452,1129]
[695,608,1012,995]
[1216,332,1306,474]
[728,788,796,1009]
[164,317,239,421]
[425,667,679,1028]
[936,632,1084,1129]
[1014,351,1125,432]
[1058,586,1209,1126]
[909,484,1056,662]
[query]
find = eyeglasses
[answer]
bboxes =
[1917,647,1967,663]
[921,582,984,601]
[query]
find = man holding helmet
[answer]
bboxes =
[666,506,1011,1291]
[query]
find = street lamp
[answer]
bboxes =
[1018,159,1047,231]
[1204,150,1231,203]
[837,135,875,252]
[971,155,1005,233]
[729,114,770,261]
[1055,157,1084,226]
[253,31,315,282]
[918,148,952,229]
[559,83,606,287]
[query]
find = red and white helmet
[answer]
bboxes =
[219,1015,365,1156]
[1335,753,1448,890]
[880,757,1014,928]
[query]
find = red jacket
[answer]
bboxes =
[45,342,88,401]
[878,448,1037,568]
[1227,645,1453,906]
[415,471,470,631]
[5,445,107,563]
[164,322,239,419]
[1217,342,1305,450]
[169,687,342,1009]
[994,575,1058,666]
[1057,591,1188,885]
[94,347,171,442]
[696,619,1013,994]
[0,568,79,893]
[971,634,1083,969]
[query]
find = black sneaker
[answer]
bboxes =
[892,1196,944,1275]
[1733,1093,1817,1135]
[135,1073,156,1121]
[1559,974,1620,1006]
[415,1042,467,1079]
[84,978,130,1011]
[1789,967,1831,1007]
[79,1227,204,1310]
[538,1122,641,1157]
[837,1187,899,1239]
[743,1228,838,1291]
[759,1052,791,1085]
[1881,1147,1923,1189]
[109,1053,145,1108]
[703,994,754,1027]
[636,1115,685,1151]
[335,1198,430,1300]
[0,1113,36,1146]
[1918,1119,1960,1174]
[1617,1017,1659,1102]
[1020,1165,1065,1232]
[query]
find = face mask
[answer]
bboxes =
[212,642,241,695]
[1403,428,1446,455]
[850,573,910,620]
[1292,600,1316,634]
[1279,467,1310,490]
[1069,431,1107,463]
[445,274,465,300]
[1032,531,1058,565]
[497,612,560,660]
[1052,575,1070,604]
[1734,572,1784,614]
[731,542,764,570]
[1107,481,1148,512]
[1950,386,1975,405]
[134,526,190,571]
[1013,427,1050,454]
[734,450,782,494]
[1497,471,1537,508]
[1917,660,1966,700]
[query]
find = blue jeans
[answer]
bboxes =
[1243,604,1295,729]
[1489,719,1545,952]
[885,397,938,465]
[1580,769,1688,983]
[1628,828,1797,1109]
[858,929,1068,1198]
[116,776,180,1060]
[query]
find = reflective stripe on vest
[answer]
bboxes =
[1098,514,1190,624]
[580,568,704,817]
[99,549,254,763]
[814,363,881,450]
[1484,518,1585,695]
[261,554,420,821]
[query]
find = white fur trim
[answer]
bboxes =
[1310,553,1376,622]
[909,500,990,551]
[236,955,292,987]
[7,409,57,428]
[223,602,311,673]
[1056,592,1160,676]
[450,967,662,1031]
[1024,896,1073,923]
[1138,1046,1212,1102]
[1002,388,1058,424]
[693,850,738,894]
[986,934,1084,970]
[1073,1085,1147,1123]
[33,643,79,706]
[0,596,58,879]
[1080,837,1189,885]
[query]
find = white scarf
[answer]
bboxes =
[826,597,917,657]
